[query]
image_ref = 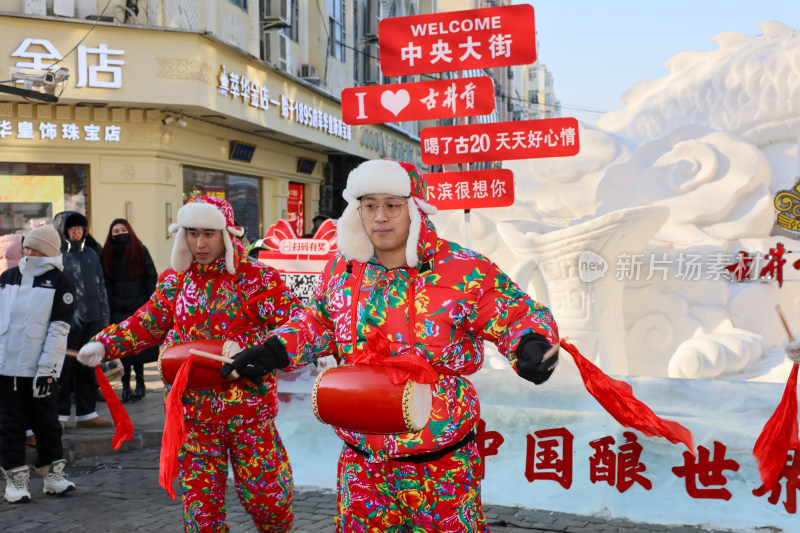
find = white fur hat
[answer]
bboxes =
[337,159,437,268]
[168,196,244,275]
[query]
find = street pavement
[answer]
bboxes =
[2,367,761,532]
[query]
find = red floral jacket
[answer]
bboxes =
[273,217,559,461]
[93,254,303,424]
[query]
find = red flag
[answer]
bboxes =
[159,355,194,500]
[560,339,695,454]
[94,365,133,450]
[753,364,800,491]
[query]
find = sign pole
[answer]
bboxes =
[458,70,472,248]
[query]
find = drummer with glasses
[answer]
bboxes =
[222,159,560,533]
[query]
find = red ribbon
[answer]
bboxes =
[753,363,800,492]
[94,365,134,450]
[560,338,695,455]
[349,329,439,385]
[158,354,194,500]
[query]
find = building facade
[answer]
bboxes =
[1,0,554,268]
[0,0,422,269]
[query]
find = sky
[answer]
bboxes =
[528,0,800,123]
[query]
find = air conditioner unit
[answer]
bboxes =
[365,0,380,39]
[300,64,318,79]
[299,63,321,84]
[364,44,380,85]
[261,0,289,24]
[263,31,290,71]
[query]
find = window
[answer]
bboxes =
[183,166,262,244]
[352,0,359,81]
[227,0,248,9]
[329,0,346,61]
[0,163,88,236]
[289,0,299,42]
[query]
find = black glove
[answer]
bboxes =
[515,333,558,385]
[71,314,84,332]
[33,373,56,398]
[220,337,289,380]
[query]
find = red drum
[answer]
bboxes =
[158,339,241,388]
[312,365,433,434]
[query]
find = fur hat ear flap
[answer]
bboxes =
[221,231,236,275]
[405,198,423,268]
[336,202,374,263]
[170,226,193,272]
[414,197,438,216]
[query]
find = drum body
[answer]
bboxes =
[312,365,433,434]
[158,339,240,388]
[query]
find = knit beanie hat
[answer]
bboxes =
[337,159,437,268]
[23,225,62,258]
[168,196,244,275]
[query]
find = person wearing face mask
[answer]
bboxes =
[99,219,158,403]
[52,211,111,429]
[0,225,77,503]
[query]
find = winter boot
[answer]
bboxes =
[37,460,75,495]
[3,465,31,503]
[132,372,146,402]
[120,368,132,403]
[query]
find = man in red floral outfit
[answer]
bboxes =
[77,196,303,532]
[222,160,560,532]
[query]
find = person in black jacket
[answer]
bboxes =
[99,219,158,402]
[52,211,112,428]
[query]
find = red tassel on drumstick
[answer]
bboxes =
[558,337,695,455]
[158,340,241,499]
[58,348,134,450]
[752,306,800,492]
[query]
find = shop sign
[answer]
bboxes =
[10,38,126,89]
[217,65,274,111]
[216,64,352,141]
[0,119,122,142]
[378,4,536,77]
[281,95,352,141]
[341,76,495,125]
[359,128,423,169]
[425,168,513,210]
[420,117,579,165]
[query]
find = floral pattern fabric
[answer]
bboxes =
[275,213,559,461]
[92,247,303,531]
[180,416,294,532]
[335,442,490,533]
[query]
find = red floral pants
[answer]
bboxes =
[178,417,294,532]
[335,441,490,533]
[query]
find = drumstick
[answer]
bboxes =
[542,340,561,361]
[57,348,80,358]
[188,349,234,364]
[776,305,795,342]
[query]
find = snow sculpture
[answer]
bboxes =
[496,206,668,375]
[431,21,800,381]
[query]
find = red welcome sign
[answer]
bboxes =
[425,168,514,210]
[341,76,495,125]
[420,117,580,165]
[378,4,536,77]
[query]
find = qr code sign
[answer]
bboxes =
[281,272,322,306]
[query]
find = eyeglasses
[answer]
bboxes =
[358,200,408,219]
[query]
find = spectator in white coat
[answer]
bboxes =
[0,225,77,503]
